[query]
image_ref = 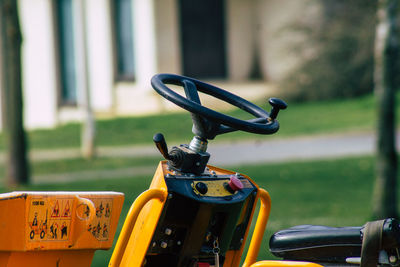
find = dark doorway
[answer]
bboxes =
[178,0,227,79]
[112,0,135,81]
[55,0,77,105]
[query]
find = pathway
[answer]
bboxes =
[24,131,390,184]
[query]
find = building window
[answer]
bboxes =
[112,0,135,80]
[55,0,77,105]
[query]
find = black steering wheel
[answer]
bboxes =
[151,73,287,140]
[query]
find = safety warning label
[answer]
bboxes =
[87,199,113,241]
[28,198,72,242]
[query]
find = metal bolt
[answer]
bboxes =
[389,255,397,264]
[152,242,156,247]
[165,228,172,235]
[160,241,168,248]
[196,162,200,166]
[177,241,182,246]
[240,238,244,244]
[168,193,173,199]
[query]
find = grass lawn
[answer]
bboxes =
[0,92,393,151]
[0,156,161,182]
[31,156,160,175]
[1,156,394,266]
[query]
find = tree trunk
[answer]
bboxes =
[372,0,399,219]
[0,0,30,186]
[77,0,96,159]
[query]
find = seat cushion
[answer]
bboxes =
[269,225,363,263]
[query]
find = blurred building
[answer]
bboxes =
[2,0,317,129]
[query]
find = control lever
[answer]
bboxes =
[153,133,172,160]
[153,133,208,174]
[269,98,287,120]
[153,133,184,168]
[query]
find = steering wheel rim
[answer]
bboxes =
[151,73,280,139]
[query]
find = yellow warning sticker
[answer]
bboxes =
[28,197,72,242]
[28,198,48,241]
[87,199,113,241]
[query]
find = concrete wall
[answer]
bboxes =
[226,0,256,81]
[257,0,321,82]
[85,0,114,112]
[19,0,58,129]
[154,0,181,75]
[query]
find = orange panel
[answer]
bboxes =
[0,191,124,267]
[0,250,94,267]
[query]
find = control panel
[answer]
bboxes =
[192,176,253,197]
[144,164,258,267]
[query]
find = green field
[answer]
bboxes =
[0,92,392,151]
[3,156,391,266]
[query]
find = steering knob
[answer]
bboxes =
[268,98,287,120]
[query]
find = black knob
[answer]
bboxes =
[195,182,208,195]
[153,133,170,160]
[268,98,287,120]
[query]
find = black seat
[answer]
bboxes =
[269,224,362,263]
[269,219,400,263]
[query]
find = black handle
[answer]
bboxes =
[153,133,170,160]
[269,98,287,120]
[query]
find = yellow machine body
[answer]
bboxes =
[0,191,124,267]
[110,161,275,267]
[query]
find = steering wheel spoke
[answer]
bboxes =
[182,79,217,139]
[182,79,201,104]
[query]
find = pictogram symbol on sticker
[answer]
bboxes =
[51,200,60,218]
[62,200,71,218]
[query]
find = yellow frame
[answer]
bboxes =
[109,188,168,266]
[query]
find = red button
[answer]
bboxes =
[228,175,244,192]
